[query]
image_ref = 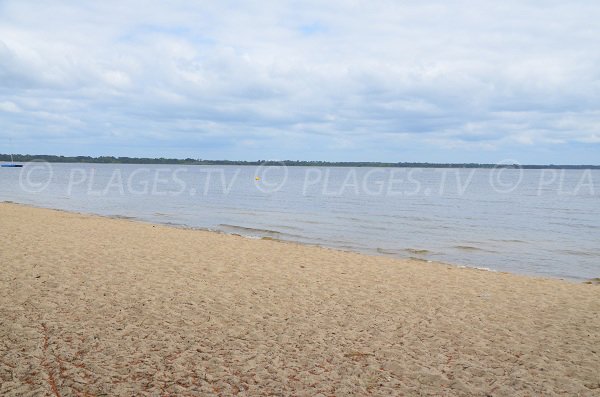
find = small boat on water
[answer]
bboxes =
[1,153,23,168]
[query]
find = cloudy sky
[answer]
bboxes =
[1,1,599,163]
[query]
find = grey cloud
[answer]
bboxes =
[0,1,599,162]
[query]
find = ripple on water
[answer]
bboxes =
[453,245,498,253]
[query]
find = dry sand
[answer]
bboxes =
[0,202,599,396]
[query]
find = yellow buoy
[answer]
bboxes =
[255,176,260,181]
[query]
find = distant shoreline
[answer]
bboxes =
[2,154,599,169]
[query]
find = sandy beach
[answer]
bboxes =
[0,202,599,396]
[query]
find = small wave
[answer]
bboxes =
[549,222,598,230]
[270,224,304,231]
[231,210,261,216]
[454,245,488,252]
[473,266,496,272]
[336,216,363,222]
[376,248,402,255]
[456,265,496,272]
[403,248,431,255]
[408,256,431,262]
[337,245,361,250]
[217,224,310,242]
[261,236,284,242]
[218,224,281,236]
[109,214,136,220]
[159,221,193,228]
[328,239,356,245]
[297,219,330,225]
[557,249,599,257]
[492,239,527,243]
[223,233,261,240]
[385,215,432,222]
[375,247,434,258]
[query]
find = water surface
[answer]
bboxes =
[1,163,598,280]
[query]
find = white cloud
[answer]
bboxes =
[0,1,599,162]
[0,101,20,112]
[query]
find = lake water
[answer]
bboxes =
[1,163,599,281]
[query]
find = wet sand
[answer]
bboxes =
[0,202,599,396]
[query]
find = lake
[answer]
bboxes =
[1,163,598,281]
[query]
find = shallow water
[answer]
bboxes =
[1,163,599,280]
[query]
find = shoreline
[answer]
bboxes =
[0,200,587,283]
[3,163,598,282]
[3,156,600,169]
[1,202,599,395]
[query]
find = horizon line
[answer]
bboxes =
[1,153,599,169]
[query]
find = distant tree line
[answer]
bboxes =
[1,154,598,169]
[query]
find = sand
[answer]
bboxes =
[0,202,599,396]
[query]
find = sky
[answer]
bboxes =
[1,1,599,164]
